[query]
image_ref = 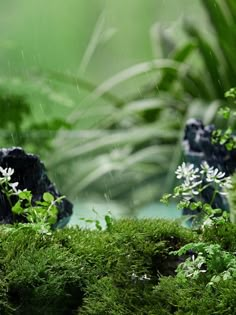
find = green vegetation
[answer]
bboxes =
[152,224,236,314]
[0,2,215,210]
[0,219,195,314]
[43,0,236,212]
[0,90,71,154]
[0,167,62,234]
[0,1,236,312]
[0,0,235,215]
[0,217,236,314]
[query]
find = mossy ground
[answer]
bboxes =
[0,218,234,314]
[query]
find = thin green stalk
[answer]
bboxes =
[210,189,218,206]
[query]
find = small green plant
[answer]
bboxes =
[225,87,236,102]
[161,160,236,289]
[172,242,236,287]
[79,209,114,231]
[160,88,236,290]
[211,89,236,151]
[0,166,63,234]
[161,161,232,227]
[79,215,103,231]
[211,92,236,150]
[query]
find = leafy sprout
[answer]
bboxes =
[0,167,63,234]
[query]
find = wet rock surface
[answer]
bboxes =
[0,147,73,227]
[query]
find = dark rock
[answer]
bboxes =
[0,147,73,227]
[183,118,236,176]
[182,119,236,218]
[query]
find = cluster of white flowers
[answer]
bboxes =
[0,166,14,181]
[175,161,232,199]
[175,162,202,197]
[0,167,22,194]
[131,272,151,282]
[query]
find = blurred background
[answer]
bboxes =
[0,0,235,226]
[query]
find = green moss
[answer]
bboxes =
[0,218,195,314]
[1,218,236,313]
[202,222,236,251]
[150,276,236,315]
[0,218,236,313]
[79,277,128,315]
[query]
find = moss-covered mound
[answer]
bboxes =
[0,219,194,314]
[0,218,235,314]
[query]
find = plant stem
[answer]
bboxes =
[210,189,217,206]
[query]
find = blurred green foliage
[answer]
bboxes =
[48,0,236,211]
[0,0,235,215]
[0,90,71,153]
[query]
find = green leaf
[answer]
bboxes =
[226,141,234,151]
[18,190,32,202]
[160,193,172,204]
[225,0,236,23]
[105,215,113,230]
[211,275,221,283]
[177,200,190,210]
[201,0,236,81]
[218,107,231,119]
[43,192,54,203]
[47,214,57,225]
[190,202,202,211]
[184,20,224,98]
[12,201,24,215]
[35,201,48,207]
[158,42,195,92]
[95,220,102,231]
[225,87,236,100]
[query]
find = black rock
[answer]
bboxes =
[183,118,236,176]
[0,147,73,227]
[182,119,236,218]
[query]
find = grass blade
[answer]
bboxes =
[184,20,225,98]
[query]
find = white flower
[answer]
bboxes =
[202,217,213,228]
[200,161,214,175]
[140,274,151,281]
[219,177,233,193]
[181,180,202,198]
[175,162,199,180]
[0,167,14,180]
[206,168,225,183]
[176,162,191,179]
[8,182,19,193]
[174,161,233,201]
[174,163,203,199]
